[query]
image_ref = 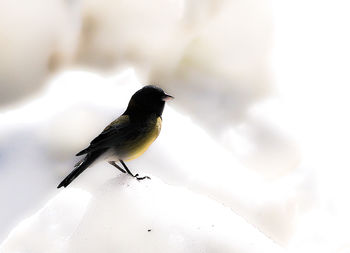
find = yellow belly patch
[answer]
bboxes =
[125,117,162,161]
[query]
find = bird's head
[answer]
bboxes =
[125,85,174,117]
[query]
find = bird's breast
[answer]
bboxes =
[122,116,162,161]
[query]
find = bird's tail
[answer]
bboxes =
[57,150,105,188]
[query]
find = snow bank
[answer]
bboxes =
[0,69,140,241]
[0,189,91,253]
[1,176,285,253]
[0,69,299,244]
[2,65,350,252]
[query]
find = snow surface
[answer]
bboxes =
[1,177,285,253]
[0,69,293,253]
[1,64,350,252]
[0,69,298,246]
[1,0,350,252]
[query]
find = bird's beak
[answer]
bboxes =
[162,93,174,101]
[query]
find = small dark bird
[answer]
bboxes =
[57,85,173,188]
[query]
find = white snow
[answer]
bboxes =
[1,0,350,252]
[1,176,285,253]
[0,62,350,252]
[0,0,81,105]
[0,189,91,253]
[0,70,291,252]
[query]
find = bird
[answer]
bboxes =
[57,85,173,188]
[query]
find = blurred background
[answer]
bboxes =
[1,0,350,252]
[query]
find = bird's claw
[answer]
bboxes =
[130,173,150,180]
[135,175,151,181]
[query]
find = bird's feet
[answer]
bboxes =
[118,160,151,181]
[133,173,151,181]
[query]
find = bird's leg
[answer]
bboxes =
[119,160,151,180]
[108,161,126,174]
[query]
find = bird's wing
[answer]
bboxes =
[76,115,131,156]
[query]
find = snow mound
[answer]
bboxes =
[1,175,285,253]
[0,188,91,253]
[0,69,299,244]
